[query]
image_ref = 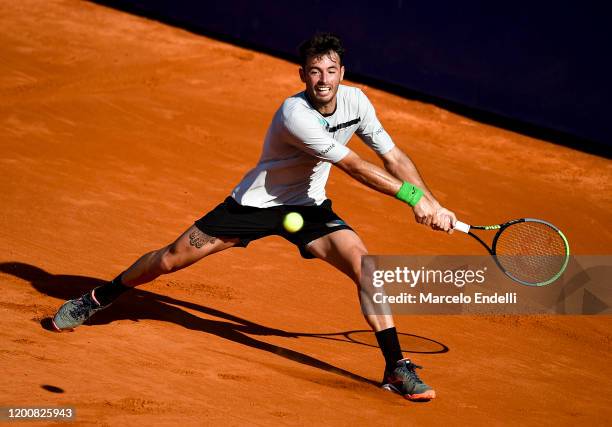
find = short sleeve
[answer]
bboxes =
[356,89,395,155]
[284,111,350,163]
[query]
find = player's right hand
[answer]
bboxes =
[413,197,456,233]
[433,207,457,234]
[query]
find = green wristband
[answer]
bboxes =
[395,181,424,207]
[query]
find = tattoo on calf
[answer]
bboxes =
[189,230,216,248]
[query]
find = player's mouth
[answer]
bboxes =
[315,86,332,96]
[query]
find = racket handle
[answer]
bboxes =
[454,220,471,233]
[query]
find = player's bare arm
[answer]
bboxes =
[381,146,435,201]
[381,146,456,232]
[335,150,454,231]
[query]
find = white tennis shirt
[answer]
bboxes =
[231,84,395,207]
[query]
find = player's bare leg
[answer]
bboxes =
[307,229,436,401]
[121,225,238,287]
[305,229,393,331]
[52,225,237,331]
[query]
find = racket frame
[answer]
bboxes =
[455,218,570,286]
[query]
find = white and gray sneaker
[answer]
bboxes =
[381,358,436,401]
[51,288,108,331]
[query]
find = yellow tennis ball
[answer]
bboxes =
[283,212,304,233]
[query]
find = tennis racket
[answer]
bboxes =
[453,218,570,286]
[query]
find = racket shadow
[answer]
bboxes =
[294,330,449,354]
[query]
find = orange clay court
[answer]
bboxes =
[1,1,611,425]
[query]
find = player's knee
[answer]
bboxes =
[158,246,178,274]
[350,247,369,283]
[361,255,376,278]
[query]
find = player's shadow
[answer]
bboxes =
[0,261,448,387]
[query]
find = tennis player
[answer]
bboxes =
[53,33,456,401]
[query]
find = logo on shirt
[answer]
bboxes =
[319,143,336,155]
[327,118,361,133]
[325,219,347,228]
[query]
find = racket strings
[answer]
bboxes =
[494,222,567,284]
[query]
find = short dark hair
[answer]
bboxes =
[298,33,345,67]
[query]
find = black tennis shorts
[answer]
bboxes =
[194,196,353,259]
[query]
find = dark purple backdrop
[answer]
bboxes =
[97,1,611,150]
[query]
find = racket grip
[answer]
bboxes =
[454,220,471,233]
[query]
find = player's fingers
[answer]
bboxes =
[446,212,456,234]
[433,212,448,230]
[435,213,446,230]
[449,212,457,228]
[443,215,451,231]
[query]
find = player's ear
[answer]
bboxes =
[340,65,345,81]
[299,67,306,83]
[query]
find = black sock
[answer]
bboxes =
[375,327,404,371]
[94,273,131,306]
